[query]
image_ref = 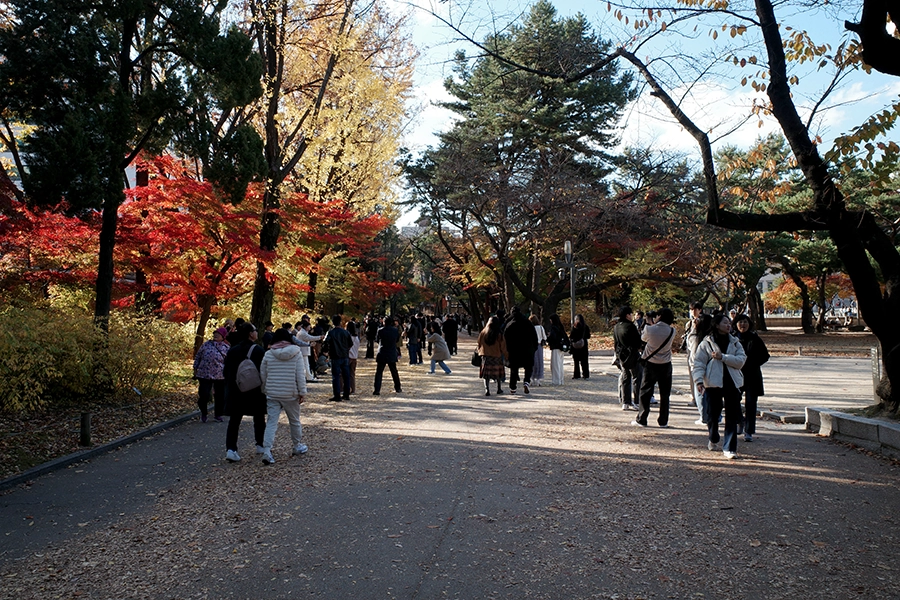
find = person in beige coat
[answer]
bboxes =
[477,316,507,396]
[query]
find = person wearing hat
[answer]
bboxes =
[192,327,230,422]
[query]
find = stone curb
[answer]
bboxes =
[0,410,200,492]
[806,407,900,459]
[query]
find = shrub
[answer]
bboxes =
[0,304,190,414]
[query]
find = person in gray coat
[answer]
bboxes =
[426,322,452,374]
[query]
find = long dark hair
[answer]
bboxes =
[694,314,714,340]
[549,313,564,331]
[711,313,731,338]
[484,316,503,346]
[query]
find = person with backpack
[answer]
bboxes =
[222,323,267,463]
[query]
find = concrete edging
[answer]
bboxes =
[0,410,200,492]
[806,407,900,459]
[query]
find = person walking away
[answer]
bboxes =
[373,316,402,395]
[633,308,677,428]
[426,322,452,374]
[477,316,508,395]
[364,314,379,359]
[733,314,769,442]
[222,323,267,462]
[530,314,547,386]
[692,313,747,459]
[442,315,459,355]
[405,318,421,366]
[612,307,642,411]
[193,327,229,422]
[546,313,569,386]
[323,315,353,402]
[569,314,591,379]
[259,328,308,464]
[504,308,538,394]
[347,321,361,394]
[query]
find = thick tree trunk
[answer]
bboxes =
[747,286,767,331]
[249,204,280,328]
[306,268,318,312]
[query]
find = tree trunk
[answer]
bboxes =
[306,268,318,312]
[94,194,120,331]
[747,286,767,331]
[193,295,216,356]
[249,205,280,328]
[815,271,828,333]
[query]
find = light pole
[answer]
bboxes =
[564,240,575,327]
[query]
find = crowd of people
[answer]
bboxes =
[612,303,769,460]
[192,304,767,465]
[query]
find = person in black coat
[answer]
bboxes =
[569,314,591,379]
[503,307,538,394]
[222,323,266,462]
[364,314,379,359]
[373,316,402,395]
[613,306,643,410]
[442,315,459,355]
[733,314,769,442]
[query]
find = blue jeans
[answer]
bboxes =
[430,359,451,374]
[408,343,420,365]
[743,393,758,435]
[331,357,351,399]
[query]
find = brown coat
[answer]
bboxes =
[477,330,507,359]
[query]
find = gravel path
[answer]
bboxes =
[2,335,899,599]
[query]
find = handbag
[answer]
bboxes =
[471,351,482,367]
[640,328,674,366]
[572,338,585,350]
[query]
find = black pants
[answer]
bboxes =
[572,349,589,378]
[365,339,375,359]
[637,361,672,426]
[374,358,401,393]
[508,359,533,390]
[226,413,266,452]
[198,378,225,418]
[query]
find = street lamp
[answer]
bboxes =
[564,240,575,327]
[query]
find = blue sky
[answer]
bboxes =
[395,0,900,158]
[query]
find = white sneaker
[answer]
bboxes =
[708,441,719,451]
[292,443,309,455]
[256,445,266,454]
[226,450,241,462]
[695,419,705,425]
[262,450,275,465]
[723,450,737,460]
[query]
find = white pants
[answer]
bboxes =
[551,349,565,385]
[300,352,314,380]
[263,398,303,451]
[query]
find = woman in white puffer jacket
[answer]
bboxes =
[691,313,746,460]
[259,328,308,465]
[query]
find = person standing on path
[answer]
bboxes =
[612,306,642,411]
[633,308,676,428]
[733,313,769,442]
[546,313,570,386]
[692,313,747,459]
[683,301,705,413]
[426,322,452,374]
[504,307,538,394]
[530,314,547,386]
[323,315,353,402]
[222,323,267,462]
[193,327,229,422]
[477,316,508,396]
[373,316,402,395]
[364,314,379,359]
[442,315,459,355]
[347,321,360,395]
[687,313,713,425]
[405,318,422,366]
[569,314,591,379]
[259,328,308,464]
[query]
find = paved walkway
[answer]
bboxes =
[1,336,897,599]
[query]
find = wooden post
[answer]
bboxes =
[79,412,91,446]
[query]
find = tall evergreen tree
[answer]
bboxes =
[0,0,262,328]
